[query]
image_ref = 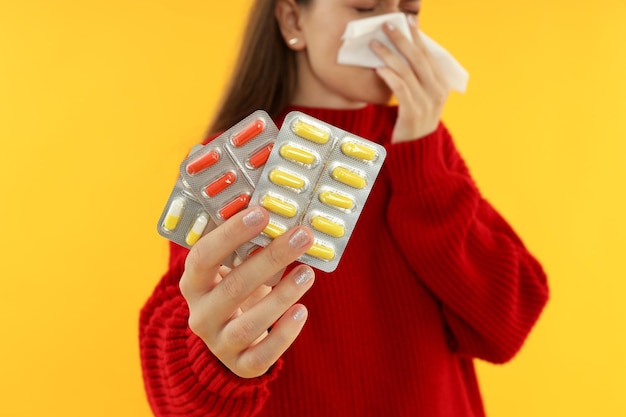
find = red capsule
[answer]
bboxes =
[247,143,274,169]
[186,149,220,175]
[204,171,236,197]
[231,118,265,147]
[219,194,251,219]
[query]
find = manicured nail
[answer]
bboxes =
[288,228,311,249]
[242,208,264,227]
[294,267,313,285]
[292,306,307,321]
[386,22,396,31]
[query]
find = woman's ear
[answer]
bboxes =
[275,0,306,50]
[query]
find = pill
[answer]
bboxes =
[186,149,220,175]
[263,222,286,238]
[185,212,209,246]
[269,169,306,190]
[331,166,367,189]
[341,141,377,161]
[231,118,265,147]
[292,119,330,144]
[204,171,237,197]
[261,195,298,218]
[279,145,317,165]
[311,216,345,238]
[247,143,274,169]
[306,243,335,260]
[162,197,185,232]
[219,194,250,219]
[319,191,355,210]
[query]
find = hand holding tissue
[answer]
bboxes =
[337,13,469,93]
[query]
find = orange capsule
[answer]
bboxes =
[219,194,250,219]
[247,143,274,169]
[186,149,220,175]
[231,118,266,147]
[204,171,236,197]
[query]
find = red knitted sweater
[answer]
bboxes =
[140,105,549,416]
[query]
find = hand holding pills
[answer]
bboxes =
[179,206,316,379]
[158,110,387,272]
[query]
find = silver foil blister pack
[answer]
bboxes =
[249,111,387,272]
[178,110,279,261]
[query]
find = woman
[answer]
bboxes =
[140,0,549,415]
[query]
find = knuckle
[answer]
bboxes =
[398,65,412,79]
[179,276,191,300]
[219,219,242,244]
[240,351,272,377]
[223,319,256,348]
[187,312,206,338]
[220,272,246,299]
[273,288,296,311]
[184,246,203,275]
[265,246,285,269]
[433,89,447,106]
[179,272,196,301]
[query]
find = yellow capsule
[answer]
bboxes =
[269,169,306,190]
[319,191,354,210]
[279,145,317,165]
[331,166,367,189]
[306,243,335,260]
[311,216,345,238]
[162,197,185,232]
[261,195,298,218]
[263,222,286,239]
[292,119,330,144]
[185,212,209,246]
[341,141,377,161]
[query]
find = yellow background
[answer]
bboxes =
[1,0,624,415]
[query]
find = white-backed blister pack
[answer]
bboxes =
[178,110,279,261]
[249,111,387,272]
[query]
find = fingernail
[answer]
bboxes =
[294,267,313,285]
[242,208,264,227]
[288,228,311,249]
[292,306,307,321]
[386,22,396,31]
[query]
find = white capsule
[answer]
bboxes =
[185,212,209,246]
[162,197,185,232]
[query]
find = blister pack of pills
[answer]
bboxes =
[249,111,387,272]
[177,110,279,260]
[157,174,213,247]
[157,110,386,273]
[158,175,243,267]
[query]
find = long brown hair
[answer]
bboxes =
[208,0,312,135]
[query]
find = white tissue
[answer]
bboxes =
[337,13,469,93]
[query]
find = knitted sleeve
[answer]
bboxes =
[139,241,280,416]
[384,123,549,363]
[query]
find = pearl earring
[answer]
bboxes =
[288,38,299,46]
